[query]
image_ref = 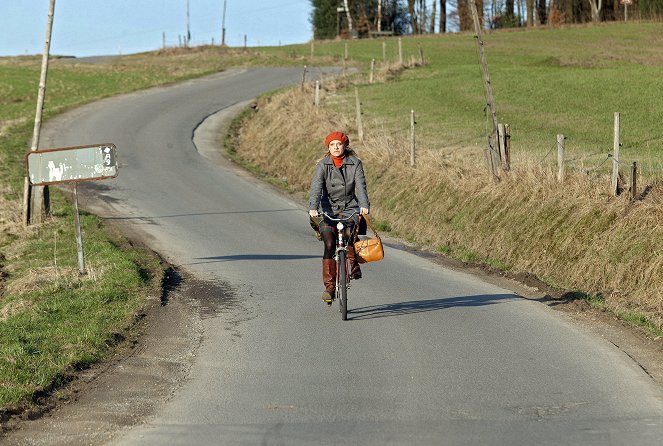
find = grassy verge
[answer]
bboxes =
[230,23,663,334]
[0,192,162,409]
[0,46,313,413]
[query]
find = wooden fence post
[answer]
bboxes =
[557,134,565,182]
[410,110,416,166]
[611,112,620,196]
[370,58,375,83]
[301,65,307,90]
[398,37,403,65]
[345,42,348,60]
[310,41,315,58]
[355,87,364,141]
[314,80,320,107]
[418,43,424,65]
[630,161,638,200]
[382,40,387,63]
[497,123,511,172]
[504,124,511,170]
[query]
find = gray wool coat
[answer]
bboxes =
[309,154,370,216]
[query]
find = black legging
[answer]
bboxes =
[322,226,356,259]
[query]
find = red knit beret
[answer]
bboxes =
[325,131,349,147]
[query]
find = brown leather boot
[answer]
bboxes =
[322,259,336,303]
[347,245,362,280]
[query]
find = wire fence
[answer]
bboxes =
[305,61,661,200]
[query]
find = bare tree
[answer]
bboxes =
[506,0,515,21]
[430,0,437,32]
[439,0,447,32]
[537,0,547,23]
[377,0,382,31]
[588,0,602,22]
[344,0,354,35]
[408,0,420,33]
[458,0,478,30]
[526,0,534,25]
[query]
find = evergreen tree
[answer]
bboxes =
[310,0,340,39]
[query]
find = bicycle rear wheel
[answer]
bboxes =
[338,250,348,320]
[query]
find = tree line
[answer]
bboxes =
[310,0,663,38]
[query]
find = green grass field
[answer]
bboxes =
[259,22,663,178]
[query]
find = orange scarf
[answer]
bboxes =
[331,153,345,168]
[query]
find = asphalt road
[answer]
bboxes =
[36,67,663,445]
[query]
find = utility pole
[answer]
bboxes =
[221,0,227,45]
[186,0,191,47]
[24,0,56,225]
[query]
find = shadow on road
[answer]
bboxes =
[348,294,516,320]
[188,254,319,264]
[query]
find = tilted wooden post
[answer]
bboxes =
[469,0,499,179]
[611,112,620,196]
[630,161,638,200]
[314,80,320,107]
[355,87,364,141]
[557,134,566,182]
[410,110,416,166]
[24,0,56,226]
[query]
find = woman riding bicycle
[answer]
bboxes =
[309,131,370,303]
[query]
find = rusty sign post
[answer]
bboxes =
[26,143,118,275]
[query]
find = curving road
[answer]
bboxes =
[36,67,663,445]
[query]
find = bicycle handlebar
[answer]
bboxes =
[321,210,358,222]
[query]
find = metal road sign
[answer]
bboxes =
[26,143,118,186]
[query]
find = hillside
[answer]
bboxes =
[232,22,663,333]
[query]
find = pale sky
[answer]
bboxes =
[0,0,313,57]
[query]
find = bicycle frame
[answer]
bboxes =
[321,211,358,320]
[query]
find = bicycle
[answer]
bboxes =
[321,210,358,321]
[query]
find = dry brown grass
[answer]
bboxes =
[236,80,663,329]
[0,183,30,241]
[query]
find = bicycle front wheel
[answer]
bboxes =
[338,250,348,321]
